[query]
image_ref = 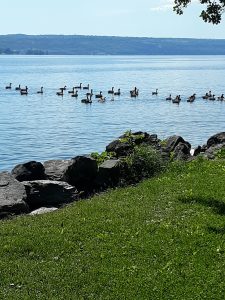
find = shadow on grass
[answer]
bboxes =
[179,196,225,216]
[207,226,225,235]
[179,196,225,234]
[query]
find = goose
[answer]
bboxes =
[86,89,93,97]
[172,95,181,104]
[95,91,103,98]
[108,87,114,94]
[15,84,21,91]
[20,86,28,95]
[98,96,106,103]
[218,94,224,101]
[83,84,89,90]
[71,90,78,98]
[61,85,67,90]
[68,87,75,94]
[209,95,215,101]
[187,93,196,102]
[81,94,92,104]
[75,83,82,89]
[114,88,121,96]
[130,87,139,97]
[202,93,209,100]
[166,94,172,100]
[152,89,158,95]
[56,88,64,96]
[5,83,12,89]
[37,87,43,94]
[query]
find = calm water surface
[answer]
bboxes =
[1,55,225,171]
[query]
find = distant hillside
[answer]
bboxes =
[1,34,225,55]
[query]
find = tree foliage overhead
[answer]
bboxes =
[173,0,225,24]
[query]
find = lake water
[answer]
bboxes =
[1,55,225,171]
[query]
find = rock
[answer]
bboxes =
[207,132,225,148]
[204,144,225,160]
[165,135,191,153]
[193,146,202,156]
[106,139,133,157]
[97,159,122,188]
[30,207,58,215]
[0,172,29,218]
[11,161,46,182]
[23,180,79,210]
[174,142,191,161]
[43,159,72,181]
[64,155,98,192]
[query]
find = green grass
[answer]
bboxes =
[1,158,225,299]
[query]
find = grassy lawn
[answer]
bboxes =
[1,158,225,299]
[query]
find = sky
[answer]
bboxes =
[0,0,225,39]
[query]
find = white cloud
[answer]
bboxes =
[150,0,174,12]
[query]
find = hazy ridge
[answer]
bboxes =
[1,34,225,55]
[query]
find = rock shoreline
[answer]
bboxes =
[1,131,225,219]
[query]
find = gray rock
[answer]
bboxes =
[44,159,72,181]
[11,161,46,182]
[30,207,58,215]
[165,135,191,153]
[204,144,225,159]
[97,159,122,187]
[23,180,79,210]
[0,172,29,218]
[207,132,225,148]
[193,146,202,156]
[106,139,132,157]
[64,155,98,192]
[174,142,191,161]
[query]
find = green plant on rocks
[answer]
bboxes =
[91,151,116,166]
[121,144,166,183]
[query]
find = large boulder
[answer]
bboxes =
[106,139,133,157]
[0,172,29,218]
[44,159,72,181]
[173,142,191,161]
[164,135,191,153]
[204,144,225,160]
[11,161,46,182]
[207,132,225,148]
[23,180,79,210]
[96,159,122,188]
[63,155,98,192]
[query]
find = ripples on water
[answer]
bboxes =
[0,55,225,171]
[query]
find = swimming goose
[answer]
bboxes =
[75,83,82,89]
[95,91,103,98]
[86,89,93,97]
[71,90,78,97]
[5,83,12,89]
[81,94,92,104]
[152,89,158,95]
[114,88,121,96]
[56,88,64,96]
[37,87,43,94]
[187,93,196,102]
[15,84,21,91]
[68,87,75,94]
[83,84,89,90]
[20,86,28,95]
[209,95,215,101]
[218,94,224,101]
[172,95,181,104]
[108,87,114,94]
[166,94,172,100]
[130,87,139,97]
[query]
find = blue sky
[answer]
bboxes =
[0,0,225,38]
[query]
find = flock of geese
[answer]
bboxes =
[3,83,225,104]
